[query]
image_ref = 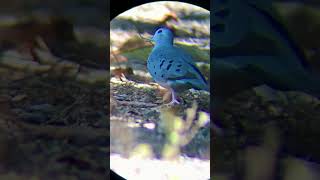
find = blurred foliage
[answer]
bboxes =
[121,46,152,62]
[159,103,210,160]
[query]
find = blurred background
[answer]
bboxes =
[110,1,210,180]
[0,0,108,179]
[212,1,320,180]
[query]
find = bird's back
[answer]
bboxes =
[147,45,209,92]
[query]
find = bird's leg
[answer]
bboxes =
[168,89,180,105]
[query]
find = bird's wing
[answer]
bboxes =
[164,59,208,91]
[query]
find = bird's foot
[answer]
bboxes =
[162,89,181,106]
[168,98,180,105]
[162,97,180,106]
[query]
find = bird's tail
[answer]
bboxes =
[304,74,320,98]
[203,83,210,92]
[186,62,210,92]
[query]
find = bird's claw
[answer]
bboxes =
[167,98,180,105]
[169,99,180,105]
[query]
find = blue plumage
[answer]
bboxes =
[147,27,209,104]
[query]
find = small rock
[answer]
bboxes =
[267,105,282,116]
[11,94,27,102]
[293,92,317,105]
[253,85,279,102]
[28,103,55,113]
[11,108,25,114]
[34,48,59,64]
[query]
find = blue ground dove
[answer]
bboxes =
[147,27,209,104]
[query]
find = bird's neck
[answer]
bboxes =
[154,42,174,48]
[153,37,174,48]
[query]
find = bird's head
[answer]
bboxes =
[151,27,174,46]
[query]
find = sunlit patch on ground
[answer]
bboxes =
[110,154,210,180]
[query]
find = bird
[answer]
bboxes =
[147,27,209,105]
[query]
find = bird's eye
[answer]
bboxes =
[157,30,162,33]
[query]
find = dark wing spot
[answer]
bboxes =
[176,69,181,72]
[177,64,182,67]
[214,8,230,18]
[166,64,172,70]
[161,74,164,78]
[153,65,155,69]
[167,71,197,81]
[160,60,165,69]
[212,24,225,33]
[158,30,162,33]
[154,72,157,75]
[169,60,173,63]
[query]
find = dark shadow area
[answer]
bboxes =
[212,0,320,179]
[0,0,109,179]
